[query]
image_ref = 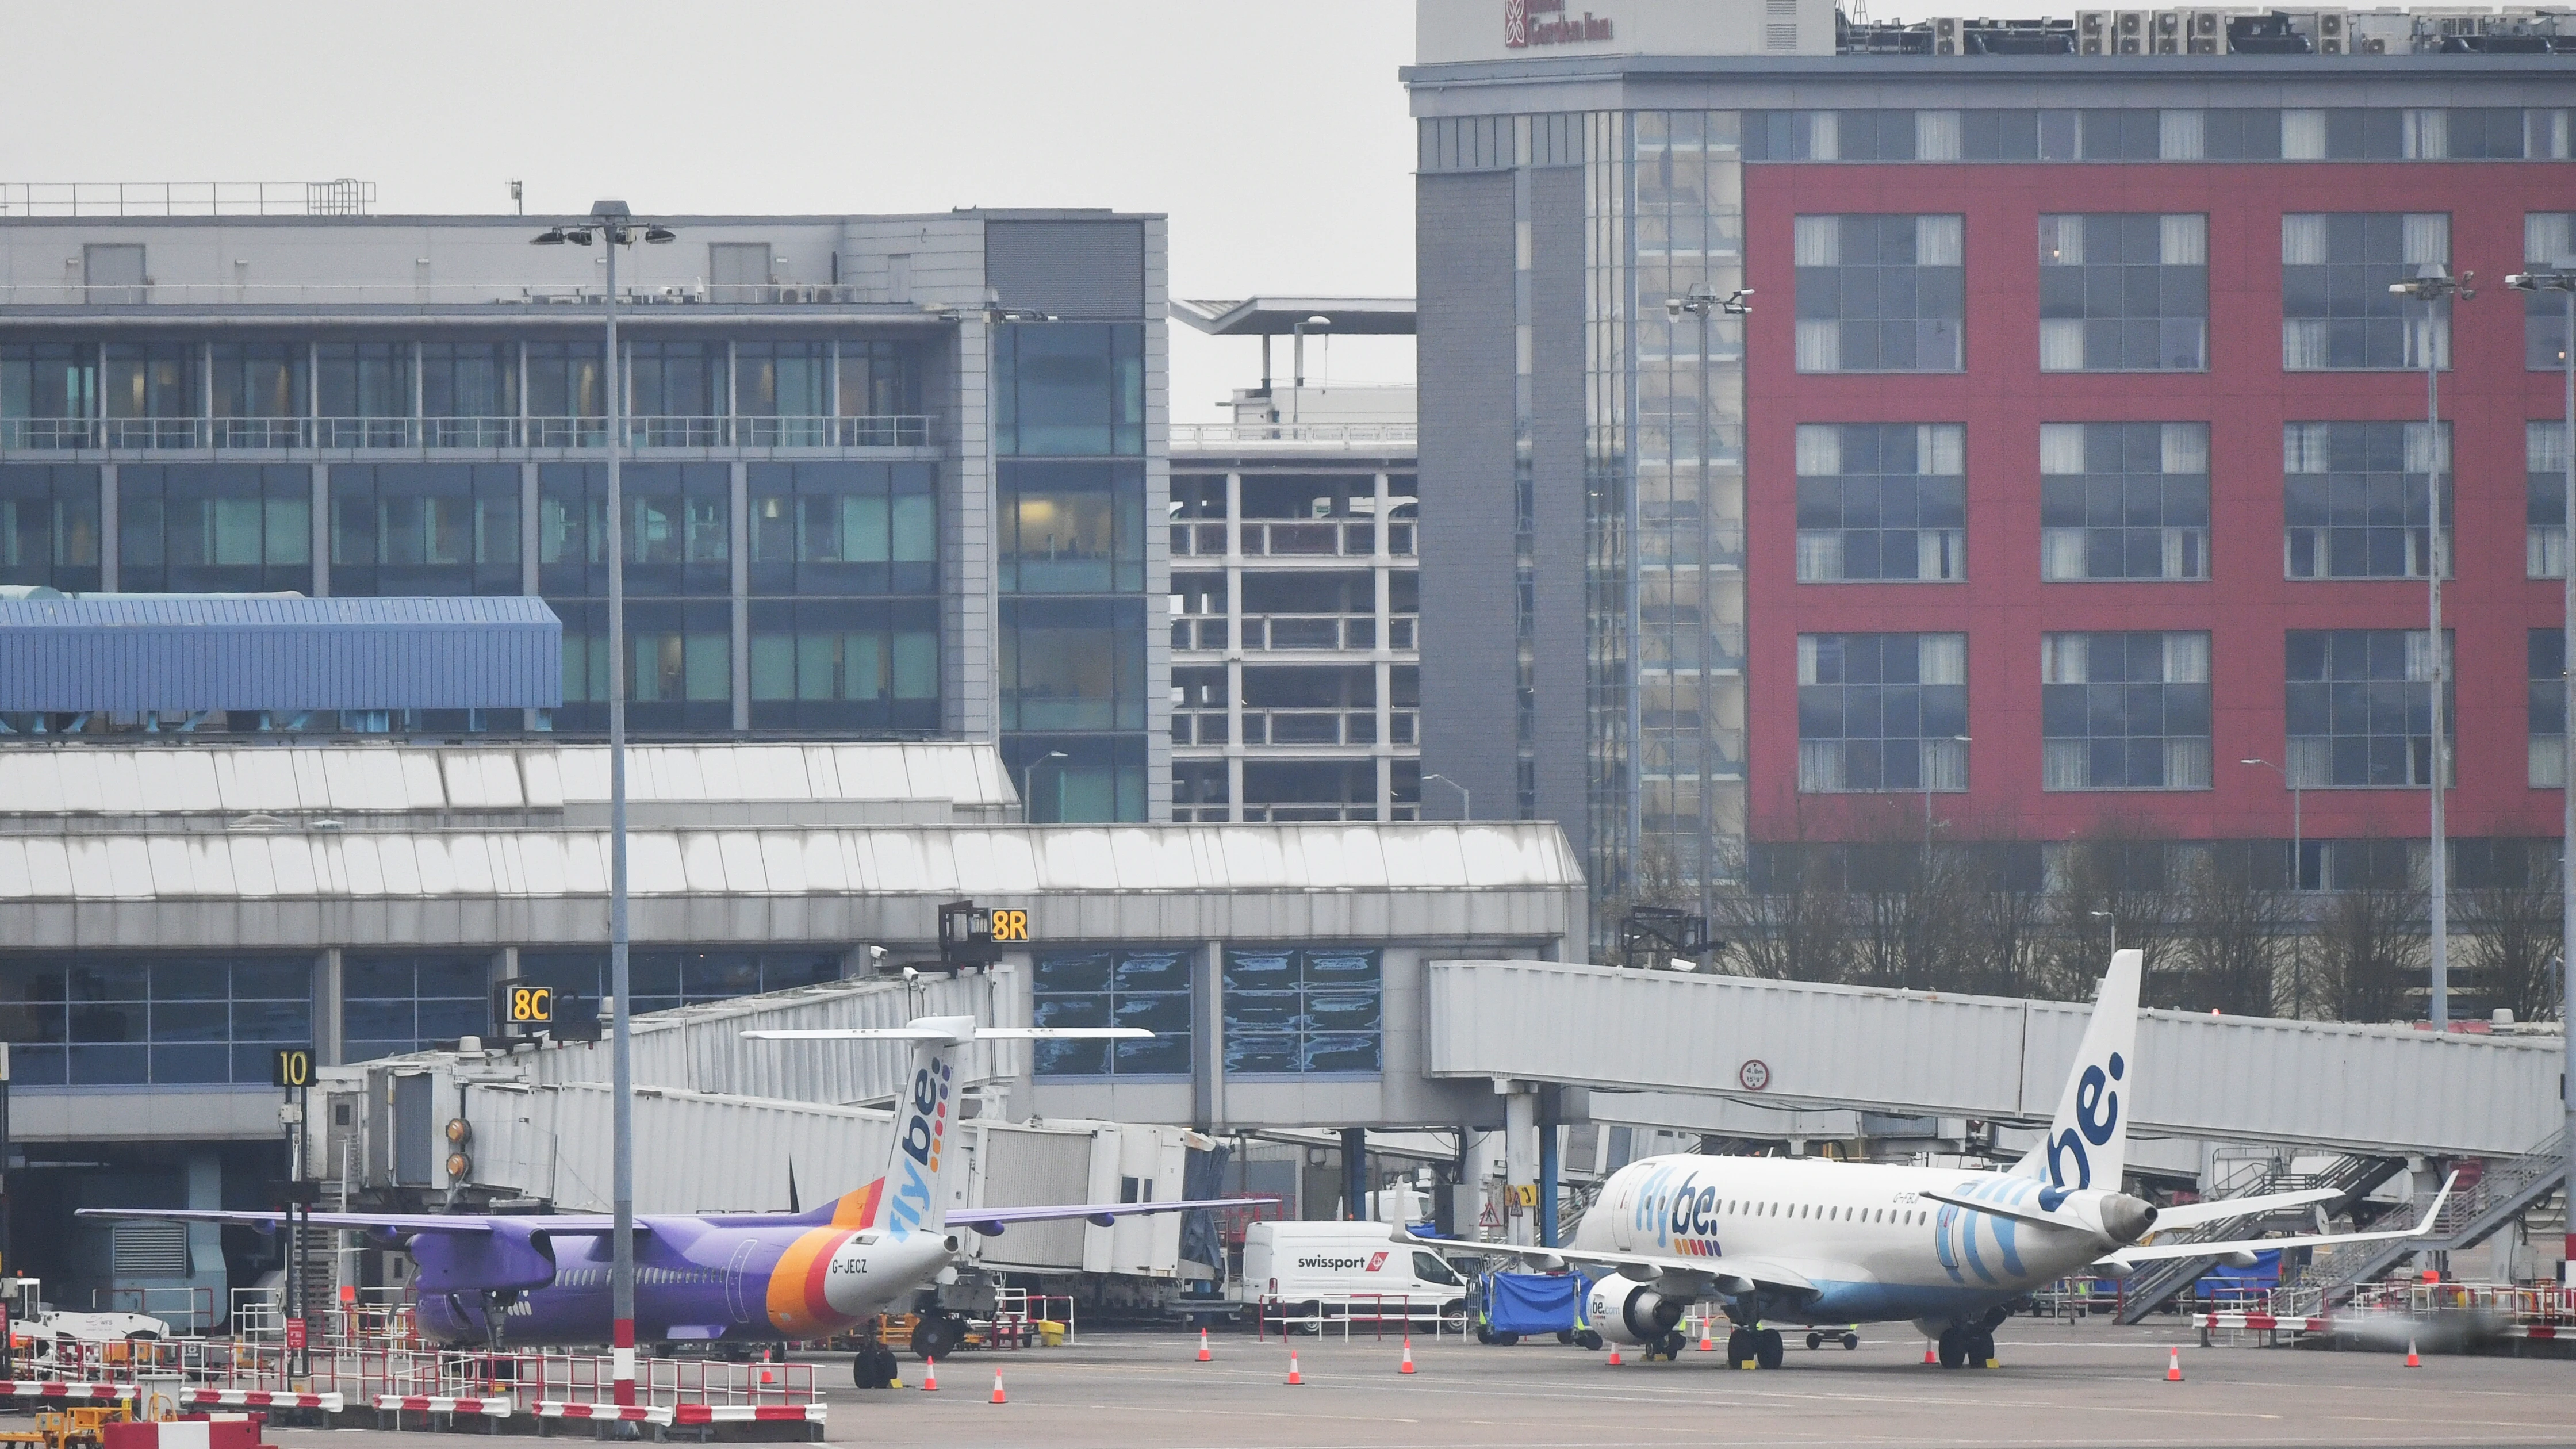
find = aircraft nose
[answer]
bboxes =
[2100,1193,2157,1244]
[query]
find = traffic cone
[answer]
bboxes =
[2405,1338,2421,1368]
[921,1358,937,1393]
[990,1368,1006,1404]
[1699,1321,1715,1352]
[1400,1336,1416,1375]
[1197,1328,1212,1362]
[1923,1340,1937,1366]
[1287,1350,1303,1386]
[2165,1347,2183,1382]
[1606,1344,1623,1367]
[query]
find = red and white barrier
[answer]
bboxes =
[670,1404,828,1425]
[535,1402,674,1427]
[2199,1313,2332,1333]
[101,1421,261,1449]
[0,1381,135,1401]
[373,1394,512,1419]
[177,1387,342,1412]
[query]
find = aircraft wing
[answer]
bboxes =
[2096,1174,2454,1268]
[2148,1188,2342,1232]
[1409,1235,1818,1300]
[951,1197,1274,1234]
[77,1208,512,1236]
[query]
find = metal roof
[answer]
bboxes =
[0,595,560,712]
[1171,297,1416,337]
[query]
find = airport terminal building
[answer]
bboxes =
[1406,0,2576,924]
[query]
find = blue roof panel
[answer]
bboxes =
[0,596,562,712]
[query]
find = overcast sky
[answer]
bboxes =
[1,0,1421,421]
[6,2,2520,420]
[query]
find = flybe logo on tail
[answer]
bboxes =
[2044,1051,2124,1189]
[886,1057,953,1239]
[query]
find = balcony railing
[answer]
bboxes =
[1637,523,1747,570]
[1171,709,1418,748]
[1637,625,1747,673]
[1169,520,1415,558]
[1171,614,1417,653]
[1172,803,1421,824]
[0,415,936,452]
[1170,421,1417,450]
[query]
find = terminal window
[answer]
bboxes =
[2040,632,2212,791]
[2283,629,2453,789]
[1030,946,1193,1078]
[1793,214,1962,373]
[2529,423,2571,580]
[2528,213,2576,372]
[1795,423,1965,582]
[516,950,839,1020]
[2284,422,2450,580]
[0,954,310,1086]
[2282,213,2450,371]
[1796,632,1968,793]
[2038,214,2207,371]
[1222,946,1382,1075]
[2532,629,2565,789]
[0,463,102,592]
[343,954,491,1063]
[2040,423,2209,582]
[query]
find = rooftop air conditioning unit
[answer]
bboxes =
[1933,16,1962,52]
[2316,10,2351,52]
[2151,10,2184,51]
[2188,9,2224,51]
[2078,9,2113,52]
[2115,9,2150,51]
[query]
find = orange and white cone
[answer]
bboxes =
[1400,1336,1416,1375]
[1606,1345,1623,1367]
[1923,1340,1937,1366]
[990,1367,1007,1404]
[1699,1320,1715,1352]
[1197,1328,1213,1362]
[922,1357,938,1393]
[2165,1347,2183,1382]
[1287,1350,1304,1386]
[2404,1338,2422,1368]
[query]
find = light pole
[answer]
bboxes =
[532,202,674,1408]
[1290,315,1331,427]
[2506,261,2576,1286]
[1663,284,1752,930]
[1022,750,1068,823]
[2241,756,2306,1015]
[2391,262,2472,1029]
[2090,908,2117,959]
[1423,772,1470,822]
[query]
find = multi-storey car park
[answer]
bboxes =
[1406,0,2576,959]
[0,201,1171,822]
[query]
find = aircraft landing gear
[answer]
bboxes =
[1937,1327,1968,1369]
[1755,1328,1785,1370]
[1968,1328,1996,1367]
[1726,1327,1756,1367]
[911,1312,965,1363]
[853,1334,900,1389]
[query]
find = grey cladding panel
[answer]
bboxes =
[984,220,1145,320]
[1528,167,1590,858]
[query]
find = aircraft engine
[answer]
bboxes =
[1583,1279,1686,1347]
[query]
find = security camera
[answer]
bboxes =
[902,966,921,983]
[868,945,888,963]
[1664,298,1684,319]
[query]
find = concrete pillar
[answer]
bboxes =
[1502,1083,1536,1247]
[1538,1085,1561,1248]
[730,459,751,731]
[1193,940,1224,1130]
[1341,1126,1368,1221]
[314,949,344,1068]
[99,463,119,592]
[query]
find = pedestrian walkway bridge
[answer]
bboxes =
[1425,960,2564,1159]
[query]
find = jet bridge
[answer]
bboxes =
[1425,960,2563,1159]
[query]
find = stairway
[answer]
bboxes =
[2113,1152,2404,1324]
[2270,1126,2572,1318]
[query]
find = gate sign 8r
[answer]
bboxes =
[990,909,1030,942]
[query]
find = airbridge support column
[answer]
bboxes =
[1501,1080,1536,1247]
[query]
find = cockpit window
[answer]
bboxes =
[1411,1251,1462,1286]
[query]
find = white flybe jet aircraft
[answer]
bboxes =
[1455,950,2451,1370]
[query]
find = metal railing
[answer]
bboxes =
[0,281,881,306]
[1170,520,1416,558]
[0,181,374,217]
[1637,625,1747,672]
[0,414,935,452]
[1172,421,1417,450]
[1172,708,1417,749]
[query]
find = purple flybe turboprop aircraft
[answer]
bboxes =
[85,1016,1261,1374]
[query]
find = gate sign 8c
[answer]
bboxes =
[271,1047,314,1089]
[990,909,1030,943]
[504,984,553,1025]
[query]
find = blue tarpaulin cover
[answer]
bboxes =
[2195,1248,2282,1297]
[1480,1271,1595,1335]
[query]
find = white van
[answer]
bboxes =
[1240,1221,1469,1317]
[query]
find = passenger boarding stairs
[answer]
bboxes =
[2113,1153,2403,1324]
[2271,1126,2572,1317]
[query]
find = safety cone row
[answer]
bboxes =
[2404,1338,2422,1368]
[1287,1350,1304,1386]
[2165,1347,2183,1382]
[1197,1328,1213,1362]
[991,1368,1007,1404]
[922,1358,938,1393]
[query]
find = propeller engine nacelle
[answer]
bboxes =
[1584,1279,1686,1347]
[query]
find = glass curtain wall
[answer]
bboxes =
[1591,108,1748,930]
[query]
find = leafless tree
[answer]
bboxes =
[2038,817,2184,1003]
[2456,840,2564,1025]
[2174,842,2296,1016]
[1709,838,1854,984]
[2314,877,2426,1023]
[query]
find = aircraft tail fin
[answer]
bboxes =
[2010,948,2140,1191]
[744,1015,1147,1241]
